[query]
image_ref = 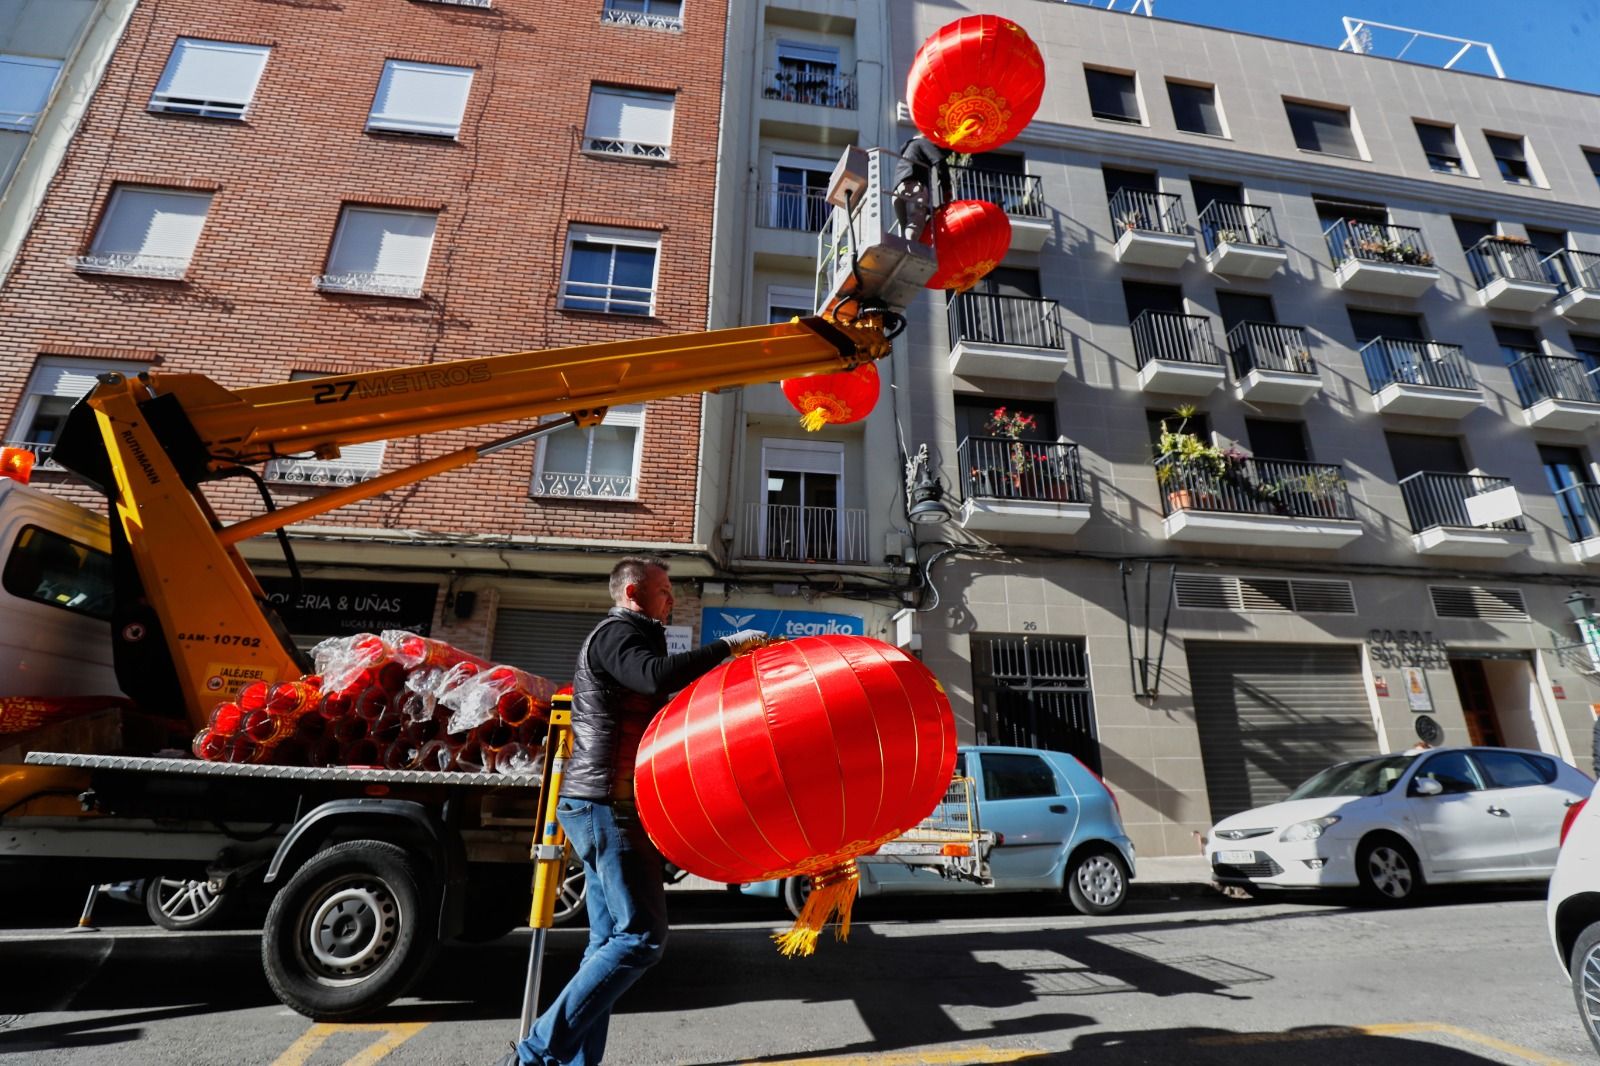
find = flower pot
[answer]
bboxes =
[1167,488,1194,511]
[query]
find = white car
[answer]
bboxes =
[1548,780,1600,1054]
[1208,746,1591,904]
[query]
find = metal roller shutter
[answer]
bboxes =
[491,608,603,687]
[1188,642,1374,822]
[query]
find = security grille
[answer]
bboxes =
[490,608,601,686]
[1174,573,1356,615]
[1429,585,1529,621]
[970,636,1099,773]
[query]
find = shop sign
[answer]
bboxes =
[259,577,437,638]
[1367,629,1448,669]
[1552,683,1567,700]
[700,607,865,643]
[665,625,692,654]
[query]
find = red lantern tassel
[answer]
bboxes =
[773,860,860,958]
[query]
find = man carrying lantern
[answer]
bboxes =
[499,556,765,1066]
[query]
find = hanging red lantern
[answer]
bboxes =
[907,15,1045,153]
[924,199,1011,293]
[780,362,879,432]
[635,635,956,956]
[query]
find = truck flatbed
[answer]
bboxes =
[24,750,541,788]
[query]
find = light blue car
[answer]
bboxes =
[742,745,1137,917]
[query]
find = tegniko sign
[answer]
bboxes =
[701,607,865,643]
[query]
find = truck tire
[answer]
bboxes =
[144,877,236,931]
[262,840,437,1020]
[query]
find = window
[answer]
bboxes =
[1167,80,1222,136]
[532,404,644,498]
[767,285,812,324]
[1527,227,1568,260]
[756,439,855,564]
[584,85,673,159]
[1585,149,1600,188]
[367,60,473,137]
[1245,418,1308,462]
[149,39,269,120]
[317,206,437,298]
[6,357,140,465]
[1284,100,1361,159]
[265,371,387,487]
[768,41,852,108]
[76,186,212,280]
[1477,750,1557,787]
[560,225,658,316]
[1347,308,1424,345]
[1451,216,1495,250]
[1314,195,1387,230]
[953,396,1057,445]
[1085,67,1140,124]
[1385,432,1468,479]
[1412,751,1484,794]
[1573,334,1600,374]
[1493,324,1541,366]
[0,54,63,131]
[1486,133,1537,185]
[2,525,114,621]
[1190,178,1241,217]
[1414,121,1465,174]
[980,752,1059,800]
[766,156,832,231]
[601,0,683,31]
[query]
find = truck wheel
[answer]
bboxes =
[262,840,437,1020]
[144,877,236,931]
[1066,847,1128,916]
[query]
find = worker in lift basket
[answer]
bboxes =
[497,555,765,1066]
[892,134,953,241]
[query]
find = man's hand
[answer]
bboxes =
[722,630,770,656]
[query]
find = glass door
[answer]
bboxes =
[1540,444,1593,541]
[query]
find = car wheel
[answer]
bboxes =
[262,840,437,1020]
[1569,921,1600,1055]
[1356,836,1422,905]
[1066,847,1129,916]
[144,876,237,931]
[781,875,811,919]
[553,853,588,927]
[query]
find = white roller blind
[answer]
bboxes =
[90,188,211,262]
[30,361,109,401]
[585,86,673,147]
[369,60,473,135]
[151,39,269,114]
[327,207,437,282]
[763,440,842,475]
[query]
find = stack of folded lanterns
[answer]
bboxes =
[191,631,553,774]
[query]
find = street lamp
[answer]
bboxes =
[904,443,951,526]
[1567,589,1596,624]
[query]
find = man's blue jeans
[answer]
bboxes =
[515,797,668,1065]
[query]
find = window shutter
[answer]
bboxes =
[329,438,386,472]
[1415,123,1456,158]
[32,362,110,401]
[585,87,673,146]
[370,61,473,134]
[328,208,437,283]
[153,39,269,111]
[764,441,843,475]
[776,41,838,67]
[1487,134,1526,162]
[92,188,211,262]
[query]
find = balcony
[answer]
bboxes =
[957,437,1090,534]
[762,67,856,109]
[1109,188,1193,268]
[1227,322,1320,405]
[742,502,867,565]
[1156,455,1361,548]
[1398,471,1531,557]
[1132,309,1224,395]
[1553,483,1600,563]
[314,271,423,299]
[947,292,1068,382]
[73,252,189,281]
[754,183,831,266]
[950,168,1049,251]
[1199,202,1287,279]
[758,66,859,144]
[1465,237,1559,311]
[1544,250,1600,322]
[1507,353,1600,429]
[1323,219,1439,297]
[1360,338,1483,418]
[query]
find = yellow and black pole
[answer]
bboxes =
[518,694,574,1041]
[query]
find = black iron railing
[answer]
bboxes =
[950,168,1046,218]
[1465,237,1550,289]
[757,183,831,231]
[1227,321,1314,377]
[1359,337,1477,392]
[1198,201,1280,253]
[1323,218,1434,268]
[947,292,1066,350]
[1543,249,1600,293]
[1397,471,1524,532]
[1109,187,1185,236]
[1554,482,1600,543]
[1156,455,1353,519]
[742,503,867,564]
[1507,353,1600,407]
[762,66,856,109]
[958,436,1085,504]
[1131,309,1218,367]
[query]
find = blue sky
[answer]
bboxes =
[1145,1,1600,95]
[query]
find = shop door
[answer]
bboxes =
[970,636,1100,773]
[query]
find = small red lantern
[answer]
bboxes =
[924,199,1011,293]
[907,15,1045,153]
[635,635,956,955]
[780,362,879,432]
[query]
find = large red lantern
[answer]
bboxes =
[635,635,956,955]
[780,362,879,432]
[924,199,1011,293]
[907,15,1045,152]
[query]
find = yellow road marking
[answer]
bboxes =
[739,1046,1047,1065]
[271,1022,428,1066]
[1361,1022,1573,1065]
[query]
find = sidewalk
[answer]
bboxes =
[1130,853,1218,899]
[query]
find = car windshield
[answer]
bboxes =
[1287,755,1415,800]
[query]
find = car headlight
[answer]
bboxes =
[1279,816,1340,843]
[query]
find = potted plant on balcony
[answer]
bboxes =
[1299,466,1348,517]
[985,406,1038,494]
[1154,407,1224,511]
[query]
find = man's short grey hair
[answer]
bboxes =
[610,555,669,603]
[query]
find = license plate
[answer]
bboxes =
[1217,850,1257,865]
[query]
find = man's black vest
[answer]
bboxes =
[564,608,664,802]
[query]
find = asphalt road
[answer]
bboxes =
[0,886,1590,1065]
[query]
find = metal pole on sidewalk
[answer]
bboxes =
[518,698,573,1042]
